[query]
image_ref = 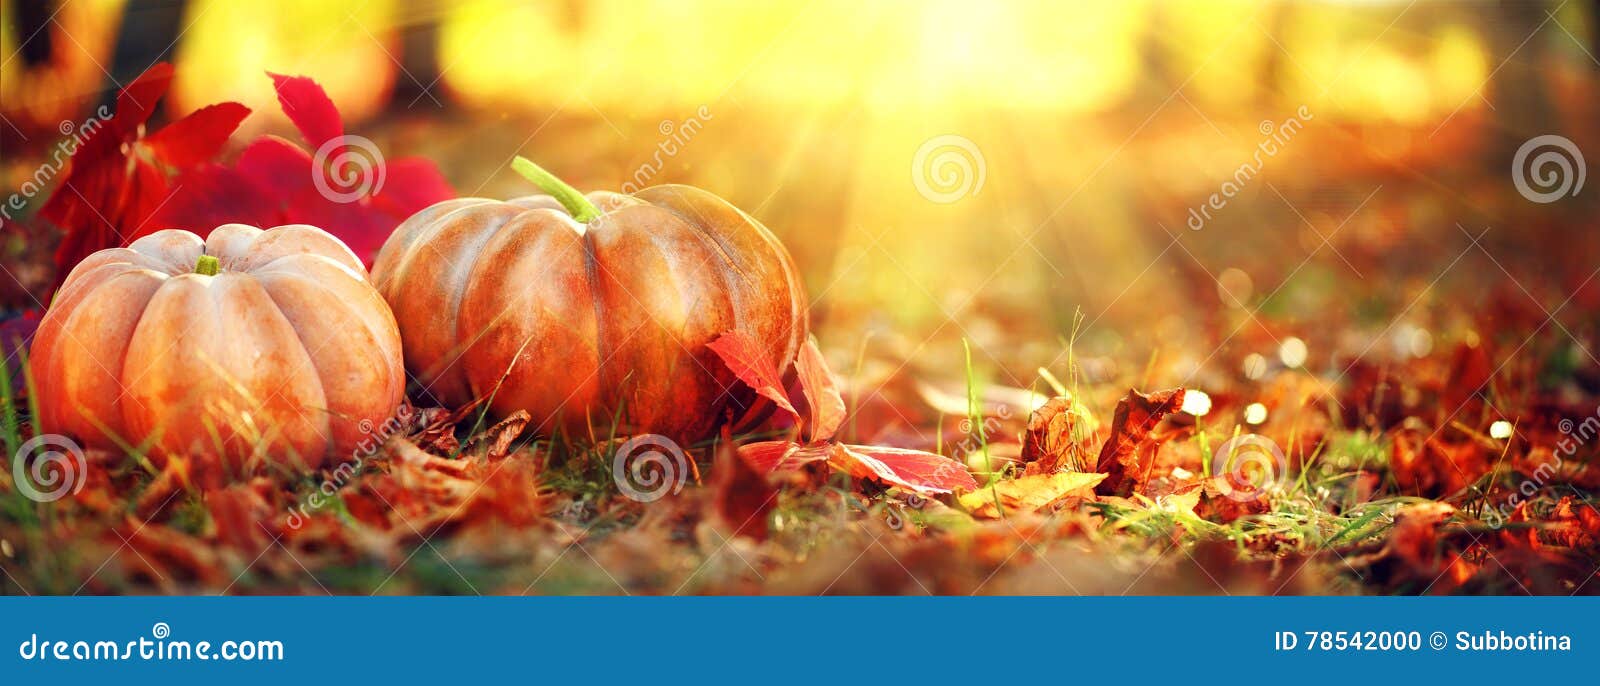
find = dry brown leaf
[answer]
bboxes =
[460,410,531,459]
[204,479,278,552]
[1390,424,1488,498]
[1196,477,1272,522]
[1021,396,1098,474]
[1093,388,1186,496]
[411,397,488,455]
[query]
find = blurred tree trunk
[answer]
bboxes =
[13,0,54,64]
[108,0,185,107]
[1488,0,1556,159]
[392,0,442,111]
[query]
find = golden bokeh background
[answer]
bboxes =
[5,0,1598,390]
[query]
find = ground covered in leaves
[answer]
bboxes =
[4,314,1598,595]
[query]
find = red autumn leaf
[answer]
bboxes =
[40,62,250,293]
[708,331,800,423]
[737,440,827,473]
[156,164,282,230]
[1389,425,1488,498]
[1093,387,1186,496]
[795,337,846,442]
[720,334,977,495]
[830,443,978,495]
[42,133,137,285]
[267,72,343,151]
[142,102,252,167]
[112,62,175,131]
[275,184,399,261]
[369,157,458,217]
[1442,341,1493,414]
[237,135,318,196]
[154,74,455,265]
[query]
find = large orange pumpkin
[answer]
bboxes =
[371,158,808,442]
[31,224,405,476]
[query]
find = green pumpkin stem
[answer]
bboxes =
[194,255,221,276]
[512,156,601,223]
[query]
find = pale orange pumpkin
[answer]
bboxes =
[30,224,405,476]
[371,159,808,442]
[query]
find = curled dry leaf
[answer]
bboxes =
[410,397,489,455]
[348,437,545,538]
[796,337,846,442]
[959,472,1106,519]
[1021,395,1099,475]
[708,331,801,424]
[115,517,230,592]
[460,410,532,460]
[1093,388,1187,497]
[1533,496,1600,549]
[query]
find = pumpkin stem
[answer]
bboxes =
[512,156,601,224]
[194,255,221,276]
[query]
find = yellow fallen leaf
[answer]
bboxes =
[960,472,1107,519]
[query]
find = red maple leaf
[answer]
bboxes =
[41,62,251,294]
[709,332,977,495]
[153,72,454,265]
[706,331,799,421]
